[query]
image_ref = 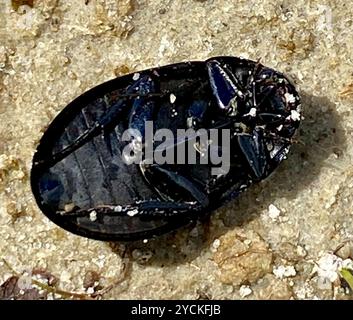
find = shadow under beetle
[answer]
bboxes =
[31,56,301,241]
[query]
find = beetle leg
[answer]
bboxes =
[246,59,262,88]
[237,128,269,180]
[257,112,285,125]
[128,78,156,135]
[206,60,245,114]
[140,164,210,208]
[127,76,156,155]
[35,76,157,169]
[154,166,210,208]
[244,59,263,110]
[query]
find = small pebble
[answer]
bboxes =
[212,239,221,249]
[170,93,176,104]
[239,285,252,298]
[268,204,281,220]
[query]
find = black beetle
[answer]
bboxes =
[31,56,301,241]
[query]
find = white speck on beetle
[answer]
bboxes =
[89,210,97,221]
[239,285,252,298]
[114,205,122,212]
[249,108,257,117]
[171,108,178,117]
[266,141,274,152]
[244,107,257,117]
[277,124,283,131]
[170,93,176,104]
[290,110,301,121]
[127,209,138,217]
[132,73,140,81]
[268,204,281,220]
[143,239,148,243]
[285,93,296,104]
[273,265,297,279]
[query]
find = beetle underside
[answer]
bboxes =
[31,56,301,240]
